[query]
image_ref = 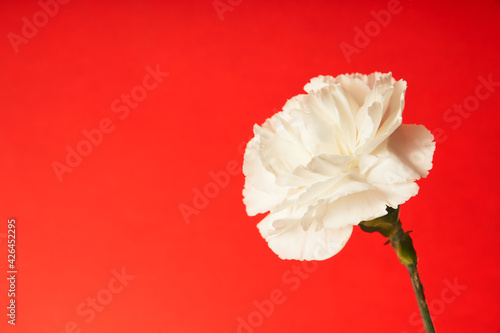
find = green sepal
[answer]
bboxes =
[394,231,418,266]
[359,206,400,238]
[359,206,418,266]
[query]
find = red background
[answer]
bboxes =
[1,0,499,332]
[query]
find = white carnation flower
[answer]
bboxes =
[242,72,435,261]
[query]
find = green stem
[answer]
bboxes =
[405,263,435,333]
[359,208,436,333]
[387,220,435,333]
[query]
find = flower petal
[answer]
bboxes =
[242,138,287,215]
[355,76,406,154]
[304,75,336,93]
[386,124,435,179]
[335,74,371,109]
[302,86,357,153]
[256,118,311,176]
[359,124,435,185]
[277,154,353,188]
[321,189,389,229]
[376,182,420,208]
[257,209,353,261]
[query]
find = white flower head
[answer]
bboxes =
[242,72,435,261]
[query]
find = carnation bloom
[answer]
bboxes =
[242,73,435,261]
